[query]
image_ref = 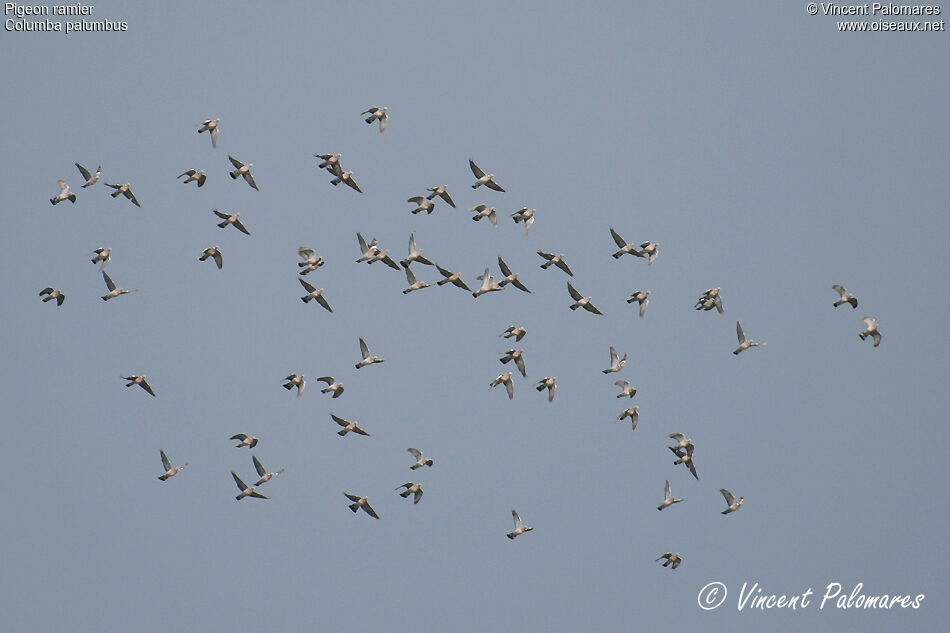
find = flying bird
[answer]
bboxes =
[670,443,698,480]
[657,480,682,511]
[490,372,515,400]
[396,482,424,504]
[157,449,188,481]
[101,271,137,301]
[401,234,434,267]
[75,163,101,187]
[90,247,111,270]
[407,448,434,470]
[199,246,223,269]
[615,380,637,399]
[228,155,258,190]
[330,170,362,193]
[499,349,527,378]
[535,376,557,402]
[331,413,370,437]
[537,251,574,276]
[230,434,258,449]
[720,489,744,515]
[511,207,536,234]
[356,233,379,263]
[314,153,343,176]
[252,455,285,486]
[694,287,723,313]
[104,182,140,207]
[469,204,498,226]
[567,282,603,315]
[402,265,430,294]
[832,284,858,309]
[50,179,77,205]
[122,374,155,397]
[407,196,435,215]
[232,471,268,500]
[497,257,532,293]
[501,325,526,342]
[298,278,333,312]
[344,493,380,518]
[655,553,682,569]
[507,509,533,539]
[472,267,503,297]
[362,106,388,133]
[39,287,65,306]
[213,209,251,235]
[627,290,650,318]
[609,228,643,259]
[434,264,471,291]
[316,376,344,398]
[639,241,659,266]
[282,374,306,397]
[618,406,639,430]
[425,185,456,208]
[297,247,324,275]
[859,317,882,347]
[355,337,384,369]
[468,159,505,191]
[733,321,765,355]
[197,118,219,147]
[668,433,692,451]
[178,169,207,187]
[602,346,627,374]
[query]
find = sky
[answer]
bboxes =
[2,2,948,631]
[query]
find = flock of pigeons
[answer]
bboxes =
[40,108,884,568]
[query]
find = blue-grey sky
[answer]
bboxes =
[2,2,948,631]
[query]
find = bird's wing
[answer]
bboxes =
[435,264,453,278]
[299,278,317,293]
[871,331,882,346]
[232,218,251,235]
[497,257,513,277]
[231,471,248,490]
[140,379,156,397]
[664,480,672,500]
[609,228,627,248]
[687,461,698,480]
[441,190,456,207]
[639,299,648,318]
[75,163,92,181]
[511,510,523,529]
[408,233,418,253]
[514,355,526,378]
[537,250,554,261]
[363,502,380,519]
[556,259,574,276]
[243,172,259,191]
[344,493,361,502]
[212,251,223,269]
[469,159,485,178]
[102,271,116,291]
[357,233,369,253]
[832,284,846,297]
[345,175,362,193]
[315,294,332,312]
[352,426,370,436]
[720,489,735,505]
[736,321,745,343]
[567,282,583,301]
[316,376,334,385]
[330,414,348,427]
[862,317,876,329]
[378,114,387,133]
[505,380,514,399]
[57,179,70,194]
[609,347,618,364]
[231,434,248,441]
[405,266,417,285]
[161,450,171,471]
[213,208,229,219]
[359,338,370,358]
[253,455,266,477]
[210,126,218,148]
[228,156,243,168]
[485,179,505,192]
[407,447,422,460]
